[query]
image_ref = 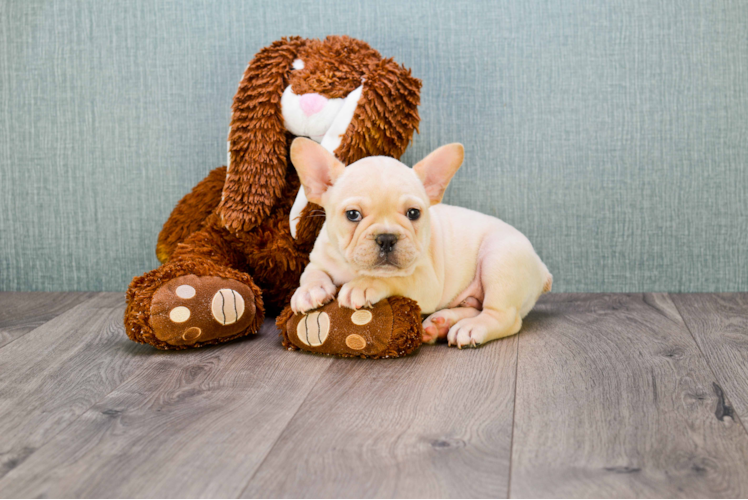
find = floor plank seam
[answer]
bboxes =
[0,293,105,353]
[0,297,145,485]
[0,328,36,351]
[5,293,747,497]
[506,334,521,499]
[235,353,334,498]
[669,293,748,439]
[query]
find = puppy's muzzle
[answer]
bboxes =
[375,234,398,254]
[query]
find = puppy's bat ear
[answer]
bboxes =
[290,138,346,205]
[413,143,464,205]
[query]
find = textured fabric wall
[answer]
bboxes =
[1,0,747,292]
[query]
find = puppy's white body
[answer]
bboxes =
[310,204,546,313]
[422,204,549,317]
[290,139,551,348]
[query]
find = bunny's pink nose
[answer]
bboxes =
[299,93,327,116]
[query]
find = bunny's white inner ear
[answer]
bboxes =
[289,84,363,238]
[320,85,363,153]
[289,188,309,238]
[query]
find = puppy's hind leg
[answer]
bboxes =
[447,307,521,348]
[447,237,543,349]
[422,307,481,344]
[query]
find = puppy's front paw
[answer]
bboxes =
[338,280,389,310]
[291,281,336,314]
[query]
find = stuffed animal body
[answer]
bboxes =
[124,36,423,354]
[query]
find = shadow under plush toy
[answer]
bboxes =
[124,36,423,357]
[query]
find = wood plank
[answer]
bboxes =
[242,333,519,498]
[0,319,334,498]
[0,292,96,348]
[509,293,748,498]
[0,293,152,481]
[670,293,748,426]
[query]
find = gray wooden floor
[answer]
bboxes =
[0,292,747,498]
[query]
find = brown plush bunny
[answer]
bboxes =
[124,36,423,351]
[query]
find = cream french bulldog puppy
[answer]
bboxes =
[289,138,552,348]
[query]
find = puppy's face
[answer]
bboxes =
[291,138,464,277]
[322,157,429,276]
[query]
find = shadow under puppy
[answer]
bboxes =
[290,138,552,348]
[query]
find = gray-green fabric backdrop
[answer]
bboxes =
[1,0,747,292]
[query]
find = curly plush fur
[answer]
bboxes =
[156,166,227,264]
[124,36,421,350]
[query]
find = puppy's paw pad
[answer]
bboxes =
[422,325,439,344]
[422,310,456,342]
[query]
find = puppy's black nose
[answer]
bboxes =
[375,234,398,253]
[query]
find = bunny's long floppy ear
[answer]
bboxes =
[219,37,306,233]
[335,58,421,163]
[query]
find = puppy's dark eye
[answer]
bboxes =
[346,210,362,222]
[406,208,421,221]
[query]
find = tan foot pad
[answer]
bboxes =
[281,296,423,358]
[150,275,256,346]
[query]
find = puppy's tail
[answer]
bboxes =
[542,272,553,294]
